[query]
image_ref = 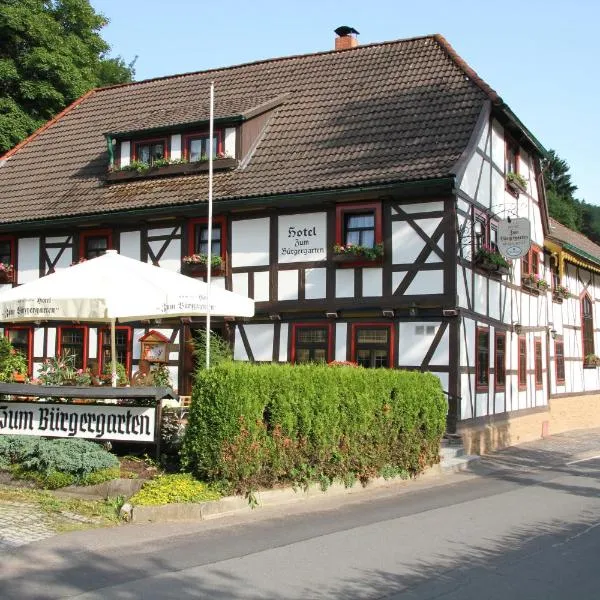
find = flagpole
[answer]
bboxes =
[205,82,214,369]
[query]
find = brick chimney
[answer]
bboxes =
[334,26,359,50]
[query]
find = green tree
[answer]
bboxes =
[0,0,134,153]
[543,149,583,231]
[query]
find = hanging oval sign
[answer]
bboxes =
[498,218,531,259]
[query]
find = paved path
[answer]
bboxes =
[0,501,55,550]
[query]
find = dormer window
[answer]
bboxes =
[183,131,223,162]
[133,138,168,165]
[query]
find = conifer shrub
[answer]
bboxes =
[181,363,446,494]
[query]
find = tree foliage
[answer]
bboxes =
[0,0,135,153]
[543,149,600,245]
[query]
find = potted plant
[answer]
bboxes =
[506,171,528,195]
[331,242,384,264]
[473,245,510,275]
[522,273,548,292]
[553,284,570,301]
[0,337,28,382]
[181,253,224,275]
[0,262,14,284]
[584,354,600,367]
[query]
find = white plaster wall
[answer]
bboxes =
[45,237,72,271]
[477,120,489,153]
[132,329,146,360]
[88,329,98,360]
[245,324,274,361]
[232,272,249,298]
[170,134,181,160]
[232,218,270,267]
[399,322,439,366]
[395,201,444,214]
[33,328,44,357]
[278,270,298,301]
[362,268,382,297]
[430,326,449,365]
[46,328,56,358]
[336,269,354,298]
[404,270,444,295]
[490,121,505,171]
[489,279,501,321]
[119,231,141,260]
[148,228,181,272]
[477,160,491,208]
[279,324,289,362]
[391,221,425,264]
[472,273,488,316]
[457,265,470,309]
[459,152,482,200]
[460,373,474,420]
[17,237,40,283]
[120,141,130,167]
[234,327,248,361]
[305,268,326,299]
[335,323,347,361]
[253,271,270,302]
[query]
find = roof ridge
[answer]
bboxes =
[93,34,440,94]
[0,90,97,161]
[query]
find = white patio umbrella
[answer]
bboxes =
[0,250,254,385]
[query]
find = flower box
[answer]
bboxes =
[521,277,541,295]
[331,243,384,267]
[506,172,527,196]
[0,265,14,284]
[584,354,600,368]
[474,255,509,275]
[181,256,226,276]
[106,158,238,183]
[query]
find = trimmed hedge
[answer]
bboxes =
[180,363,446,494]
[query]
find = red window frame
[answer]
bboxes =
[505,136,520,175]
[57,325,88,370]
[97,326,132,377]
[534,337,543,389]
[182,130,223,161]
[475,327,490,391]
[290,323,333,364]
[494,331,506,391]
[4,326,33,376]
[0,235,16,266]
[522,246,541,277]
[581,293,595,362]
[555,339,565,385]
[187,216,227,271]
[132,137,169,163]
[79,229,113,260]
[335,202,382,248]
[472,209,499,256]
[518,336,527,390]
[350,323,394,368]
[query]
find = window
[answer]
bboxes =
[183,131,223,161]
[505,137,519,175]
[534,338,543,388]
[475,328,489,390]
[335,202,382,250]
[57,326,87,369]
[98,327,131,376]
[582,294,595,360]
[351,324,393,368]
[292,324,331,363]
[187,217,226,268]
[0,236,14,266]
[555,339,565,384]
[472,211,499,254]
[495,332,506,391]
[133,139,167,165]
[80,229,112,260]
[522,246,541,276]
[5,327,32,375]
[518,336,527,389]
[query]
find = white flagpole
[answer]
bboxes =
[205,82,214,369]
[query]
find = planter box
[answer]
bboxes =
[181,260,226,277]
[331,253,383,267]
[474,255,509,275]
[506,178,527,196]
[106,158,238,183]
[521,279,541,295]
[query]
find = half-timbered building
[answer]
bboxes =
[1,29,596,447]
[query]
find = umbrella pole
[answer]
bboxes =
[110,318,117,387]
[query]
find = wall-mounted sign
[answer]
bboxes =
[140,330,169,363]
[498,218,531,259]
[278,213,327,263]
[0,402,155,442]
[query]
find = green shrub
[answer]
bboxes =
[129,473,221,505]
[181,363,446,494]
[0,336,28,382]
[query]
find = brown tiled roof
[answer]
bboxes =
[548,218,600,261]
[0,34,498,225]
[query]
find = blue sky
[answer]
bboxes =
[92,0,598,205]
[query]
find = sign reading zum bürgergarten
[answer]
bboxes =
[0,403,156,442]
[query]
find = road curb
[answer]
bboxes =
[128,460,477,524]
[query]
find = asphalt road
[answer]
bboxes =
[1,431,600,599]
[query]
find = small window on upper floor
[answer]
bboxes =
[506,138,519,175]
[183,131,224,162]
[0,236,15,284]
[133,138,168,165]
[80,229,112,260]
[335,202,382,250]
